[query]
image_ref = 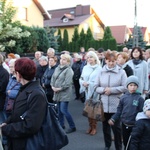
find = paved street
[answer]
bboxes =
[61,99,116,150]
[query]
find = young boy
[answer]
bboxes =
[108,75,144,149]
[129,99,150,149]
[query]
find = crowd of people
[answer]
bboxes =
[0,46,150,150]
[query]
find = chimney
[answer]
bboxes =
[76,5,82,16]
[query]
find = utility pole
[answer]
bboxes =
[132,0,138,47]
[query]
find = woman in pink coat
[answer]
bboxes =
[95,51,127,150]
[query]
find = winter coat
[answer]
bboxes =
[72,60,83,80]
[126,59,149,94]
[6,76,21,99]
[79,64,102,101]
[2,81,47,150]
[42,64,58,95]
[123,64,134,77]
[35,64,48,84]
[95,65,127,113]
[129,112,150,150]
[111,91,144,125]
[51,65,74,102]
[0,65,9,110]
[4,76,21,112]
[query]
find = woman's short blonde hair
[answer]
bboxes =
[60,54,71,63]
[117,52,129,62]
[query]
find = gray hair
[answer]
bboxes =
[47,48,55,53]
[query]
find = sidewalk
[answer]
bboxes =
[61,99,116,150]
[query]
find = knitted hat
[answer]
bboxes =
[143,99,150,112]
[126,75,139,87]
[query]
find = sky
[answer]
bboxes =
[40,0,150,31]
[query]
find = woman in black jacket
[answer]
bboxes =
[42,56,58,103]
[0,57,47,150]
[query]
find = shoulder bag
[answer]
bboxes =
[23,89,69,150]
[82,91,105,122]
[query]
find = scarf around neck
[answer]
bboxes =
[132,59,142,65]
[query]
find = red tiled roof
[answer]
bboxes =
[109,25,129,44]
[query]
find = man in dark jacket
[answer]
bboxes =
[72,54,83,100]
[35,56,48,85]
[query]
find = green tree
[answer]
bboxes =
[0,0,30,52]
[103,26,113,40]
[36,27,49,52]
[85,28,94,50]
[45,27,59,51]
[102,26,117,50]
[72,26,79,41]
[62,29,69,51]
[126,35,133,49]
[57,28,62,52]
[126,26,146,49]
[78,28,86,49]
[71,26,79,52]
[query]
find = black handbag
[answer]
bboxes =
[24,90,69,150]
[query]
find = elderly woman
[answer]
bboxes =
[95,51,127,150]
[1,57,47,150]
[79,51,102,135]
[51,53,76,134]
[4,59,21,116]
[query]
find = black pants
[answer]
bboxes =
[46,94,54,103]
[102,113,122,150]
[73,79,80,99]
[122,123,133,150]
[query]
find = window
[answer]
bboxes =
[18,7,27,21]
[63,18,68,23]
